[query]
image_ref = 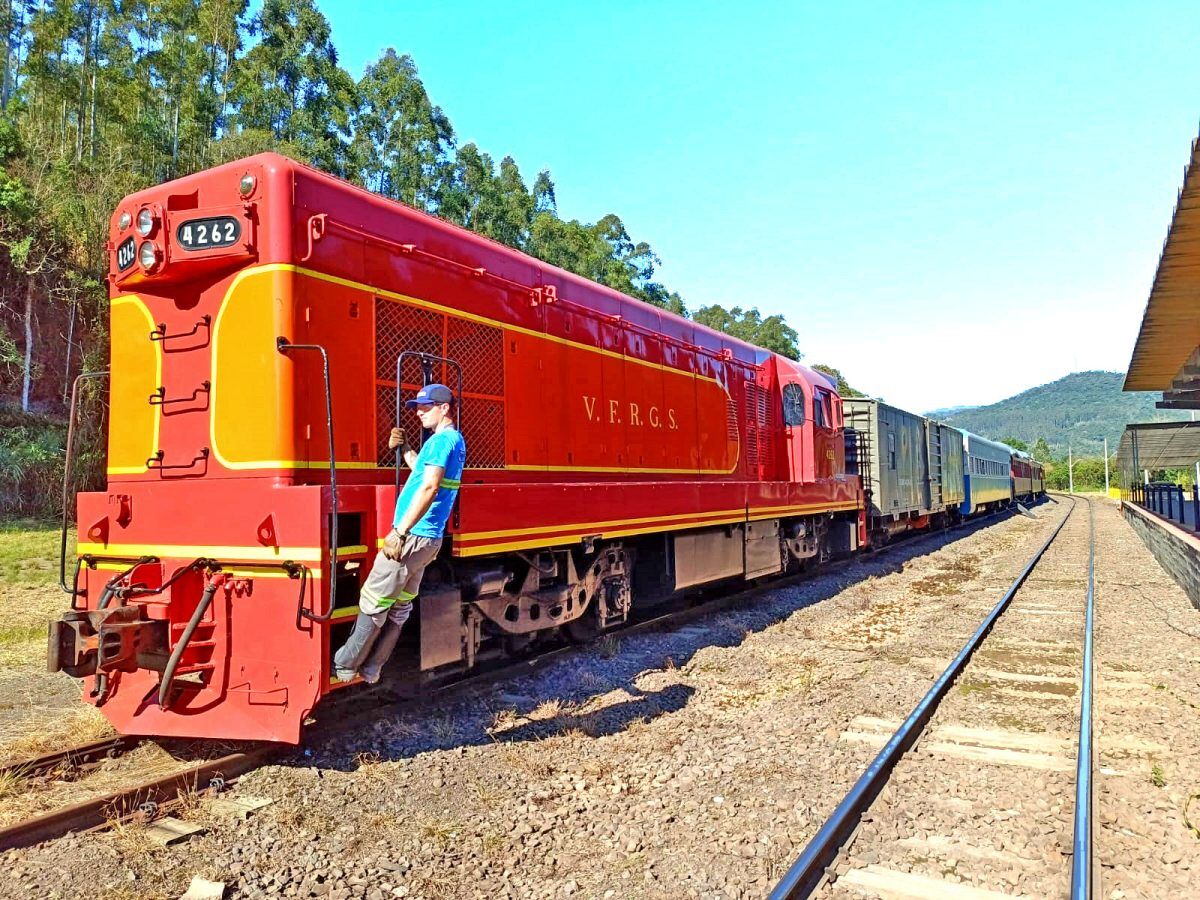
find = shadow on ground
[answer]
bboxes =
[278,501,1053,773]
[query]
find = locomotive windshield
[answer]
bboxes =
[782,383,806,426]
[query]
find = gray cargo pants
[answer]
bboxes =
[333,535,442,681]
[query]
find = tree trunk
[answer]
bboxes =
[62,300,75,404]
[21,276,33,412]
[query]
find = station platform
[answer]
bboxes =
[1122,499,1200,610]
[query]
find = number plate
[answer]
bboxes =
[116,236,136,271]
[176,216,241,251]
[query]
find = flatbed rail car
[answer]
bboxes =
[49,153,864,743]
[843,399,965,543]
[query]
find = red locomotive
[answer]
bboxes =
[48,153,864,743]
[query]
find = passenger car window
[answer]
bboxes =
[782,383,806,426]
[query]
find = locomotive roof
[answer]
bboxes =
[120,152,793,374]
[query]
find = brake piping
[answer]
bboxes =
[158,570,227,710]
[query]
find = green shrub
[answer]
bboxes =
[0,408,65,517]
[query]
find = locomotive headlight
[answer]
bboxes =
[138,240,161,271]
[136,208,156,237]
[118,211,131,231]
[238,173,256,197]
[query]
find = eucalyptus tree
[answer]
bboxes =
[231,0,356,177]
[353,49,453,210]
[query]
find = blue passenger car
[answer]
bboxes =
[961,431,1014,516]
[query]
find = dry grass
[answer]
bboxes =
[418,815,465,850]
[530,698,563,719]
[488,707,521,733]
[0,703,114,759]
[469,776,504,809]
[597,634,621,659]
[496,739,555,780]
[429,710,457,742]
[272,802,339,837]
[0,768,23,800]
[480,828,507,858]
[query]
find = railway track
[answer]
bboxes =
[1,502,1028,855]
[0,736,143,781]
[770,494,1096,899]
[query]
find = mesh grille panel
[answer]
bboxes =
[447,316,505,396]
[376,384,398,464]
[375,296,506,469]
[743,381,772,469]
[376,302,443,381]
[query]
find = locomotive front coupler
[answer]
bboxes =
[47,557,218,680]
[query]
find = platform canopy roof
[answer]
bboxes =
[1115,422,1200,482]
[1125,132,1200,407]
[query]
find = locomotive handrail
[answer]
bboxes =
[149,315,211,345]
[146,447,210,472]
[309,212,754,369]
[148,380,211,407]
[276,338,338,624]
[60,369,109,596]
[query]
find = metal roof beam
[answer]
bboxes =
[1156,399,1200,409]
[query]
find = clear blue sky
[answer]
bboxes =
[319,0,1199,413]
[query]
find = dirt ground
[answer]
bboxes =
[1,500,1196,900]
[0,521,112,761]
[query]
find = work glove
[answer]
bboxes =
[388,427,406,450]
[382,529,405,561]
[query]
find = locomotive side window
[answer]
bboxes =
[813,389,831,428]
[782,383,806,426]
[888,433,896,469]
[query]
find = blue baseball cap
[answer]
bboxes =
[405,383,455,408]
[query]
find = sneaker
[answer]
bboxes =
[334,666,358,683]
[359,667,381,685]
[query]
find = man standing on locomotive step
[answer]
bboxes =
[333,383,466,683]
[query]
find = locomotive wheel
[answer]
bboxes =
[564,605,604,644]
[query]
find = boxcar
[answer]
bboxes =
[844,399,964,540]
[962,431,1014,515]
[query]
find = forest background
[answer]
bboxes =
[0,0,1114,515]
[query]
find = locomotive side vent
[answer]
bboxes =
[743,380,771,469]
[374,297,506,468]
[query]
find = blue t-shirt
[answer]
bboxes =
[394,427,466,538]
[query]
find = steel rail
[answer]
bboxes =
[768,494,1077,900]
[1071,498,1096,898]
[0,736,143,781]
[5,501,1031,852]
[0,747,276,852]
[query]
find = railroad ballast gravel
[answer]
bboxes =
[2,498,1198,899]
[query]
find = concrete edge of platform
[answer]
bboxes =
[1121,501,1200,611]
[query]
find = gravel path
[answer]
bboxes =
[2,498,1195,900]
[1092,499,1200,898]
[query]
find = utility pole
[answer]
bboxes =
[1068,444,1074,494]
[1103,436,1109,495]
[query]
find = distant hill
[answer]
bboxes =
[931,371,1189,457]
[924,404,977,420]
